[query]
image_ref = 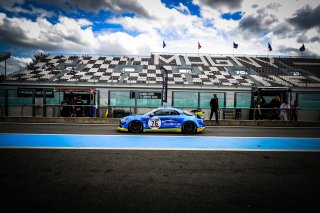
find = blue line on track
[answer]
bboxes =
[0,134,320,150]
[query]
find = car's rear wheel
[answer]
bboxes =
[182,121,196,134]
[128,120,143,133]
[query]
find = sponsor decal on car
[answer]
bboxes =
[161,120,181,128]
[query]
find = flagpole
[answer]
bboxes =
[198,41,199,56]
[233,41,234,57]
[232,41,234,56]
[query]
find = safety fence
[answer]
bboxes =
[1,104,319,122]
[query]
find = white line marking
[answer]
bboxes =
[0,132,319,139]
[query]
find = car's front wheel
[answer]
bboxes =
[128,120,143,133]
[182,121,196,134]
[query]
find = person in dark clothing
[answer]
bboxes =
[75,96,83,117]
[209,94,220,125]
[270,95,281,120]
[60,98,69,117]
[255,95,264,120]
[71,97,77,117]
[291,100,299,121]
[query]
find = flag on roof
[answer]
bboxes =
[299,44,305,52]
[198,41,202,49]
[268,43,272,51]
[163,40,166,48]
[233,42,238,49]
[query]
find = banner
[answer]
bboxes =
[17,88,54,98]
[161,67,168,103]
[131,91,161,99]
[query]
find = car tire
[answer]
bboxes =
[128,120,143,133]
[182,121,196,134]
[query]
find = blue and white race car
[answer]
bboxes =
[118,107,205,134]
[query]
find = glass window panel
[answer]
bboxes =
[8,89,32,106]
[298,93,320,109]
[137,99,161,107]
[110,91,134,106]
[173,92,198,108]
[200,93,224,109]
[0,89,4,105]
[236,93,251,108]
[46,92,64,105]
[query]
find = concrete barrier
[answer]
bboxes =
[1,117,320,127]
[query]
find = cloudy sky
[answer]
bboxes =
[0,0,319,72]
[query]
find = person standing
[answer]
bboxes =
[60,98,69,117]
[291,100,299,121]
[280,101,290,120]
[210,94,220,125]
[75,96,83,117]
[270,95,281,120]
[255,95,262,120]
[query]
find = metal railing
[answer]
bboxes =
[1,104,319,122]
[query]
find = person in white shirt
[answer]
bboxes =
[280,101,290,120]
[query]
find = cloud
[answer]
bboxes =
[27,0,152,18]
[0,56,32,73]
[239,4,280,37]
[0,15,33,48]
[0,0,319,63]
[296,28,320,43]
[0,13,97,53]
[273,22,295,37]
[0,0,24,9]
[277,45,317,56]
[195,0,244,10]
[297,34,308,43]
[288,4,320,30]
[310,36,320,43]
[174,3,191,15]
[266,3,282,11]
[4,5,55,18]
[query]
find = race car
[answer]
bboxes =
[118,107,205,134]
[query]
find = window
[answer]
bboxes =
[8,89,32,106]
[153,109,180,116]
[109,91,134,106]
[298,93,320,109]
[137,99,161,107]
[47,92,63,105]
[200,93,224,109]
[236,93,251,108]
[169,110,180,115]
[173,92,198,108]
[154,109,168,116]
[0,89,5,105]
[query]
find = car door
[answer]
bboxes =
[147,109,170,130]
[166,109,183,129]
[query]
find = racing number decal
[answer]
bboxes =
[148,117,161,129]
